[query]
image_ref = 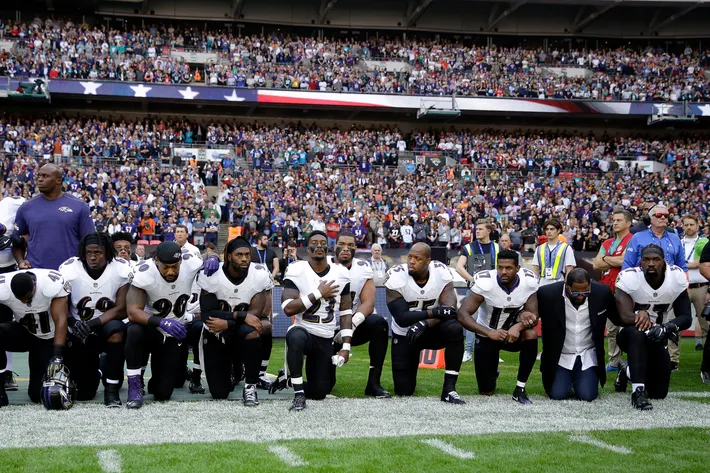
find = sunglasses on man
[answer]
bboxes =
[652,213,669,219]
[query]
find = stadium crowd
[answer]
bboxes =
[2,18,710,100]
[1,127,708,256]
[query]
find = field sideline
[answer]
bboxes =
[0,339,708,472]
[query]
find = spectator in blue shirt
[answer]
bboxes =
[622,204,687,271]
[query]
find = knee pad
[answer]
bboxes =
[442,320,464,342]
[286,327,309,349]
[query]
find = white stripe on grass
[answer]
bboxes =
[568,435,633,454]
[268,445,309,466]
[421,439,475,459]
[96,449,122,472]
[2,394,710,449]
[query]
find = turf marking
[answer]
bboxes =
[568,435,633,454]
[421,439,475,459]
[268,445,309,466]
[97,449,122,472]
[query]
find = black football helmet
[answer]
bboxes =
[41,366,77,410]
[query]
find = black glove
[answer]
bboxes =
[406,320,428,344]
[430,306,456,321]
[646,322,678,344]
[70,318,101,343]
[46,356,65,378]
[268,368,290,394]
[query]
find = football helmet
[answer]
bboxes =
[0,235,11,251]
[41,366,76,410]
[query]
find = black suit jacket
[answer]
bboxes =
[537,281,622,396]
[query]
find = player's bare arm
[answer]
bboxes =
[50,295,69,347]
[98,284,129,325]
[615,288,649,330]
[126,286,150,325]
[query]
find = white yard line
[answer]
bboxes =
[268,445,309,466]
[421,439,475,459]
[97,449,122,472]
[568,435,633,454]
[1,395,710,449]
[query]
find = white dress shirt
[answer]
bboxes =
[559,287,597,371]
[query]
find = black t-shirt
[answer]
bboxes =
[700,241,710,264]
[252,247,277,273]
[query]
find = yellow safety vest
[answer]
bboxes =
[465,241,500,268]
[538,241,568,279]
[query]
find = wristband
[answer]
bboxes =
[227,320,236,331]
[87,318,102,329]
[341,343,351,351]
[352,312,366,328]
[148,316,162,327]
[234,311,247,323]
[339,329,353,338]
[53,344,65,358]
[340,309,353,317]
[281,299,294,310]
[300,295,313,310]
[312,289,322,301]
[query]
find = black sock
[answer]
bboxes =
[260,332,272,376]
[368,325,389,371]
[104,342,125,384]
[443,372,459,394]
[367,367,383,387]
[242,336,262,385]
[517,338,538,384]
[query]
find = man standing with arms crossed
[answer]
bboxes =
[593,209,633,372]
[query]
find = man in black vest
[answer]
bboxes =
[527,268,632,401]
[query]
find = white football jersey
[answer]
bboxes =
[471,268,539,335]
[59,257,132,322]
[283,260,351,338]
[130,252,203,336]
[0,196,25,269]
[616,265,688,324]
[0,269,71,339]
[385,261,453,336]
[329,256,373,312]
[197,263,274,313]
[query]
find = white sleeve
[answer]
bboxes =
[531,247,541,267]
[615,269,639,294]
[565,246,576,267]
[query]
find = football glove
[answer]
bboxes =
[46,356,65,379]
[203,255,220,276]
[646,322,679,344]
[71,318,101,343]
[430,306,456,321]
[159,319,187,340]
[268,369,290,394]
[406,320,428,344]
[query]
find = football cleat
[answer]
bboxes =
[243,384,259,407]
[268,369,290,394]
[701,371,710,384]
[289,393,307,411]
[104,384,122,408]
[441,391,466,404]
[126,375,144,409]
[631,387,653,411]
[615,363,628,393]
[670,362,679,372]
[696,343,704,351]
[189,380,205,394]
[462,352,472,363]
[4,371,18,391]
[512,386,533,405]
[256,375,272,391]
[365,384,392,399]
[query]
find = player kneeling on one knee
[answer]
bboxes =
[60,232,132,407]
[0,269,72,408]
[385,243,465,404]
[614,245,692,411]
[198,237,273,405]
[330,231,390,398]
[125,242,203,408]
[278,231,352,411]
[456,250,539,405]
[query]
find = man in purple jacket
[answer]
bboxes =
[13,164,95,270]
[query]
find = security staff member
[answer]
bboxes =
[532,218,575,287]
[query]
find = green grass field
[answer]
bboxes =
[1,338,709,473]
